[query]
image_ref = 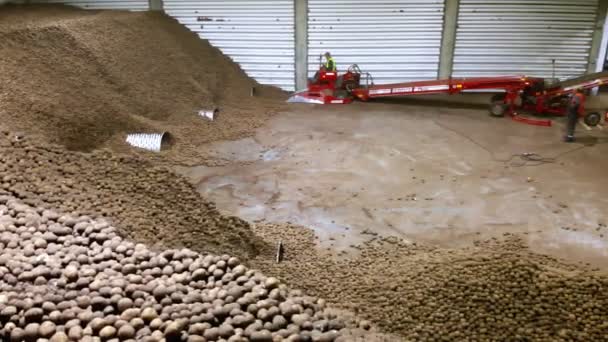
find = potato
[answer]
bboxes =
[89,317,107,332]
[38,321,56,338]
[10,327,25,341]
[165,319,187,337]
[250,330,273,342]
[150,329,164,340]
[117,324,135,339]
[117,298,133,312]
[271,315,288,331]
[141,307,158,322]
[24,322,40,340]
[130,317,144,330]
[99,325,117,339]
[48,310,63,323]
[0,198,362,342]
[49,331,69,342]
[0,305,17,318]
[64,318,80,330]
[203,326,220,340]
[149,318,163,330]
[119,308,140,322]
[65,325,83,340]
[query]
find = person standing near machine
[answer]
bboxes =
[310,52,337,84]
[564,87,586,142]
[324,52,336,72]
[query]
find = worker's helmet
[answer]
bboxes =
[324,52,331,57]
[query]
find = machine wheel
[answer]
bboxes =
[584,112,601,126]
[334,90,349,99]
[490,102,507,117]
[489,93,507,117]
[343,80,357,93]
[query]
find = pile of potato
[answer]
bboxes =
[0,196,347,341]
[0,130,262,260]
[253,224,608,340]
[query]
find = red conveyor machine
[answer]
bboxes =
[288,64,608,127]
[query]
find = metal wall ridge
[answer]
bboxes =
[28,0,608,90]
[453,0,600,80]
[308,0,444,85]
[164,0,295,91]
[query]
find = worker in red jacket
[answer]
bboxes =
[564,88,586,142]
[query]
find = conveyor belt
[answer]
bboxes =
[550,71,608,89]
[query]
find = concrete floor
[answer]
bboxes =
[177,96,608,269]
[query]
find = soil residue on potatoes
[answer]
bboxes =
[0,4,285,164]
[252,224,608,340]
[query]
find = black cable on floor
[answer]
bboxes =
[432,118,587,168]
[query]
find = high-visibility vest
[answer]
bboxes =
[325,57,336,71]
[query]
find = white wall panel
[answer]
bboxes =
[308,0,445,84]
[164,0,295,91]
[23,0,608,89]
[454,0,599,79]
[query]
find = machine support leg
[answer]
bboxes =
[588,0,608,74]
[149,0,163,11]
[294,0,309,91]
[438,0,460,79]
[588,0,608,94]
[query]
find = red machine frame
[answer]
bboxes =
[294,65,363,104]
[289,64,608,127]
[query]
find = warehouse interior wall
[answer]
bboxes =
[22,0,608,92]
[306,0,445,87]
[591,0,608,73]
[163,1,296,91]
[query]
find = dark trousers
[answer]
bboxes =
[565,109,578,140]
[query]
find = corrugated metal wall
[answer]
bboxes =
[453,0,599,80]
[164,0,295,91]
[308,0,445,84]
[32,0,148,10]
[24,0,608,88]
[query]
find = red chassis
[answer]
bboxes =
[288,64,608,127]
[288,65,363,104]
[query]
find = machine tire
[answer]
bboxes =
[584,112,601,127]
[489,102,507,117]
[334,90,349,99]
[343,80,357,93]
[489,93,507,117]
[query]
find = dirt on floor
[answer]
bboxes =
[0,4,285,165]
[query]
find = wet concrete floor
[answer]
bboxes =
[177,100,608,268]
